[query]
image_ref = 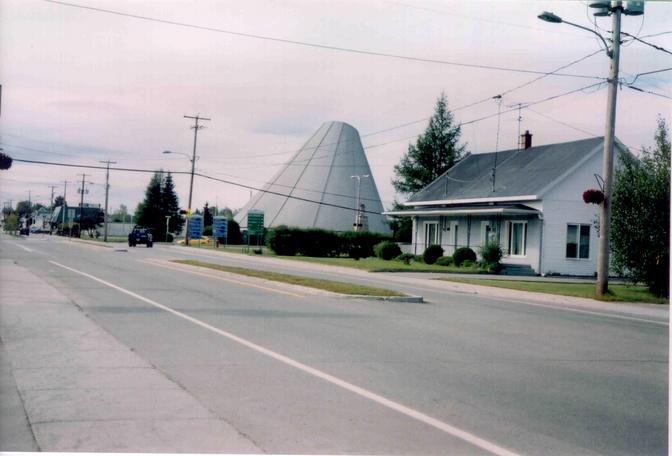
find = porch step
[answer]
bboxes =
[501,264,537,276]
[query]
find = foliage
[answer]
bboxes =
[266,226,391,258]
[267,226,342,257]
[203,202,213,227]
[15,200,32,219]
[462,260,474,267]
[340,231,391,259]
[0,152,12,170]
[611,117,670,297]
[479,241,503,268]
[135,171,183,240]
[203,225,213,236]
[374,241,402,260]
[53,195,65,209]
[436,256,453,266]
[392,93,467,195]
[396,253,415,265]
[387,201,412,243]
[582,188,604,205]
[227,220,242,244]
[4,213,18,232]
[453,247,477,266]
[79,208,104,234]
[422,244,444,264]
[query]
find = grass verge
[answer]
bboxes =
[437,277,667,304]
[173,259,406,297]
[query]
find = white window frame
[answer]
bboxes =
[424,221,439,248]
[506,220,527,257]
[566,223,591,260]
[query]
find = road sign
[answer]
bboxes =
[187,214,203,239]
[213,216,228,238]
[247,210,264,236]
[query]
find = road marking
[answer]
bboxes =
[139,258,305,298]
[48,260,520,456]
[10,242,33,252]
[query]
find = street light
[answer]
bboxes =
[538,1,643,297]
[163,150,198,246]
[351,175,369,232]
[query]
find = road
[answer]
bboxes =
[0,234,668,455]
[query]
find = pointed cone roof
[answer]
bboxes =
[236,121,390,234]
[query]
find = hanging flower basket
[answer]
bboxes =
[583,188,604,205]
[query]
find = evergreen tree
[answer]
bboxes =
[203,202,213,227]
[611,117,670,297]
[53,196,65,209]
[135,172,164,235]
[161,173,183,235]
[393,93,466,195]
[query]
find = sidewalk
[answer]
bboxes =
[0,259,260,453]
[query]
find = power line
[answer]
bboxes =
[623,67,672,85]
[626,85,672,100]
[11,157,386,216]
[639,31,672,39]
[621,31,672,56]
[42,0,606,81]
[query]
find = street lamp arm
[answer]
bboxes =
[163,150,193,161]
[561,19,612,57]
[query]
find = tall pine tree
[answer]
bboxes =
[392,93,466,195]
[135,172,163,234]
[162,173,183,236]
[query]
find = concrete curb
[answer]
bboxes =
[343,294,424,303]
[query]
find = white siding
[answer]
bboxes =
[540,152,602,276]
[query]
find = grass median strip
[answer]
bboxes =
[173,259,406,297]
[437,277,667,304]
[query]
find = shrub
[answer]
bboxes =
[396,253,415,265]
[423,244,444,265]
[340,231,391,259]
[227,220,242,245]
[453,247,477,266]
[203,225,213,236]
[166,233,174,243]
[436,256,453,266]
[462,259,474,267]
[374,241,402,260]
[479,241,503,266]
[267,226,299,256]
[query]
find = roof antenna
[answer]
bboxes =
[492,95,503,192]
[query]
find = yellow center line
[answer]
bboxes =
[138,258,305,298]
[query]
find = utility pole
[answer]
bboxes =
[596,6,622,296]
[351,175,369,232]
[183,114,210,246]
[100,160,117,242]
[27,190,32,228]
[48,185,56,209]
[77,173,89,238]
[61,181,68,235]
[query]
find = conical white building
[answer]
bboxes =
[236,121,390,234]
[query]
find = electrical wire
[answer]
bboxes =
[42,0,605,81]
[621,31,672,56]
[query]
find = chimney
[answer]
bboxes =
[521,130,532,149]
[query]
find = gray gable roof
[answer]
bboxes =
[408,137,606,203]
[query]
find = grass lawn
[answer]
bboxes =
[437,277,667,304]
[173,259,406,297]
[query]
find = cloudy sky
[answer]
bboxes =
[1,0,670,216]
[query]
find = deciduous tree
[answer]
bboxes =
[611,117,670,297]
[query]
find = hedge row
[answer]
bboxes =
[267,225,391,258]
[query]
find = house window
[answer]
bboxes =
[507,221,527,256]
[424,222,439,247]
[566,224,590,259]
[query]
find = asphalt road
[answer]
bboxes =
[1,235,668,455]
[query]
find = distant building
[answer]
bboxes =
[236,121,391,234]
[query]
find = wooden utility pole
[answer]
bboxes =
[183,114,210,246]
[100,161,117,242]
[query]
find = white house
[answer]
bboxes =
[386,135,629,276]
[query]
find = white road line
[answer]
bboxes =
[10,242,33,252]
[49,260,520,456]
[140,258,305,298]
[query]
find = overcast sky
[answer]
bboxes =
[1,0,670,216]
